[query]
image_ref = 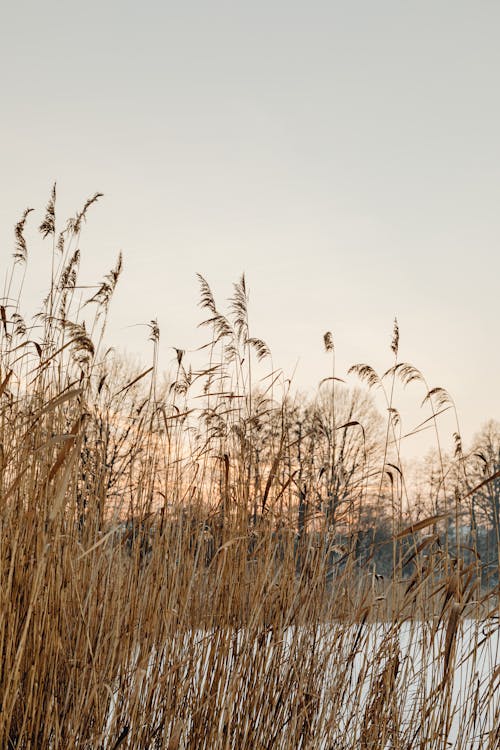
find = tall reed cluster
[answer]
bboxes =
[0,190,498,748]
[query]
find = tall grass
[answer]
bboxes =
[0,190,498,748]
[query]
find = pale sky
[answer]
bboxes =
[1,0,499,457]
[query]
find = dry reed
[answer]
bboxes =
[0,191,498,749]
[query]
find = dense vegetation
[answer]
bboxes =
[0,189,498,748]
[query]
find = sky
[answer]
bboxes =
[1,0,499,458]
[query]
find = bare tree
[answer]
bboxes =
[469,419,500,547]
[284,386,384,532]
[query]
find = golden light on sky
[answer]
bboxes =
[1,0,499,458]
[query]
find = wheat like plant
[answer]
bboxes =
[0,190,498,749]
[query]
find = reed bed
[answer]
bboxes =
[0,190,498,748]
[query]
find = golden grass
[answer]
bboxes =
[0,191,498,748]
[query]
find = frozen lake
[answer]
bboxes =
[104,616,499,749]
